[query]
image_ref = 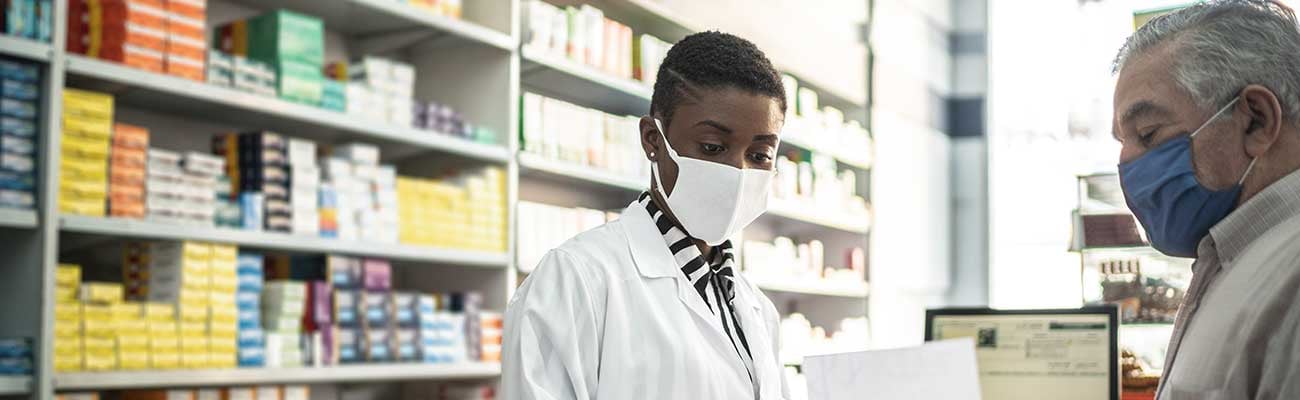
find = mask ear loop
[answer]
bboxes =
[1238,157,1258,186]
[1190,97,1240,139]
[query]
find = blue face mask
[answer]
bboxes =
[1118,97,1257,258]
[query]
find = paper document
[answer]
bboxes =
[803,338,982,400]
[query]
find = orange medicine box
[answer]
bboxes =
[92,43,165,72]
[86,22,167,53]
[165,33,206,61]
[113,123,150,149]
[164,54,204,82]
[111,147,147,169]
[110,183,145,199]
[166,13,205,42]
[165,0,206,20]
[111,166,146,186]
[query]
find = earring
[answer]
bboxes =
[650,152,656,158]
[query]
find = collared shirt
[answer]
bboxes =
[1157,169,1300,399]
[638,192,757,397]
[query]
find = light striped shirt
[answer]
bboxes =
[638,192,757,398]
[1157,169,1300,399]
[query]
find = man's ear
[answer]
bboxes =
[1240,84,1284,158]
[640,115,662,162]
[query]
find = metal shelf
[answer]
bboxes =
[0,208,37,229]
[753,278,869,299]
[520,47,652,117]
[0,375,30,395]
[781,134,873,170]
[54,363,501,390]
[0,36,52,62]
[225,0,514,51]
[518,153,646,192]
[63,55,510,163]
[59,215,510,269]
[765,199,871,234]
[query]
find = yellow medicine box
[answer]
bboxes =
[54,335,81,356]
[83,353,118,371]
[179,303,208,322]
[111,302,143,319]
[56,264,82,287]
[210,244,237,261]
[63,88,114,116]
[58,198,106,217]
[149,321,178,337]
[179,320,207,337]
[181,351,210,369]
[79,283,123,304]
[119,351,150,370]
[62,135,111,160]
[53,353,83,372]
[145,302,176,321]
[62,116,113,139]
[151,351,181,369]
[151,335,179,350]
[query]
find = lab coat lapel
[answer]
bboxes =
[620,202,731,339]
[733,277,782,400]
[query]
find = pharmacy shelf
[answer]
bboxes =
[0,36,52,62]
[53,363,502,390]
[227,0,515,51]
[781,134,873,170]
[0,375,30,395]
[63,55,510,163]
[765,200,871,234]
[59,215,510,269]
[752,278,869,299]
[520,47,652,117]
[0,208,37,229]
[518,153,645,192]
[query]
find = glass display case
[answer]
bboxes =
[1072,174,1192,397]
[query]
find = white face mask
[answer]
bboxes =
[651,118,774,246]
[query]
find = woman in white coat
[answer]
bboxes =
[503,31,791,400]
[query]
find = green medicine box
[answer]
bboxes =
[248,9,325,67]
[272,59,324,106]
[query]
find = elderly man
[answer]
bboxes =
[1111,0,1300,398]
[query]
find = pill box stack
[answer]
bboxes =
[287,138,319,236]
[481,312,504,362]
[329,143,398,243]
[214,131,290,232]
[109,123,149,218]
[335,56,414,128]
[408,0,462,19]
[360,260,393,363]
[59,88,114,216]
[98,384,309,400]
[0,338,31,376]
[416,294,466,364]
[236,251,264,367]
[262,280,305,367]
[67,0,166,73]
[207,243,240,369]
[0,59,39,209]
[79,281,125,371]
[304,279,333,365]
[520,93,646,181]
[146,241,213,369]
[217,10,325,106]
[463,167,507,252]
[524,2,638,81]
[163,0,206,81]
[146,149,224,225]
[52,264,82,372]
[3,0,55,42]
[328,256,362,363]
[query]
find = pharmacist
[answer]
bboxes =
[1112,1,1300,398]
[503,31,790,400]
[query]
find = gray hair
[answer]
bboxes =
[1113,0,1300,123]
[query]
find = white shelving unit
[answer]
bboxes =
[64,55,511,163]
[753,279,869,299]
[59,216,510,268]
[0,376,31,396]
[0,36,51,62]
[1,0,869,398]
[53,363,501,390]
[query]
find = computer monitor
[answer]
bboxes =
[925,306,1119,400]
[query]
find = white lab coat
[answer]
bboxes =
[502,201,790,400]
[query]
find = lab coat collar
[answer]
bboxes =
[620,201,731,337]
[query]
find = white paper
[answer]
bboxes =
[804,338,982,400]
